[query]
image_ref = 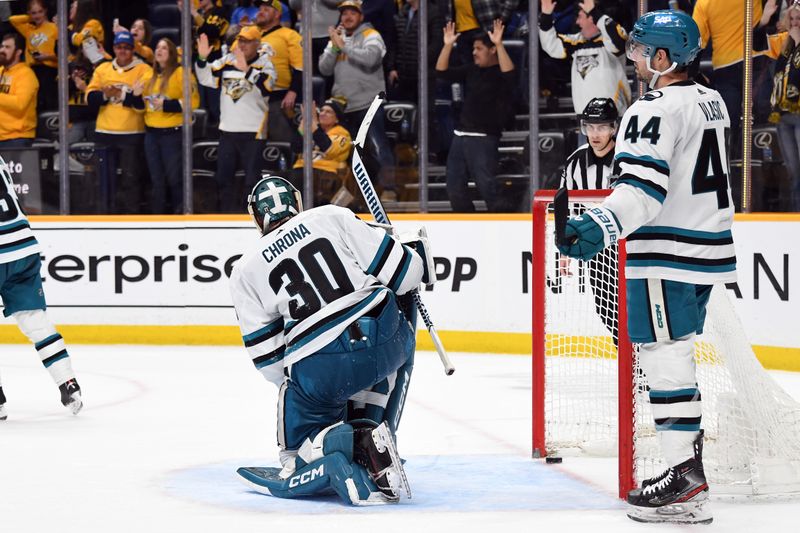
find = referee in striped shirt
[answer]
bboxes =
[559,98,620,344]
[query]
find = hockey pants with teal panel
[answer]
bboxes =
[279,291,415,451]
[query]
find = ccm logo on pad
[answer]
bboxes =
[288,465,325,488]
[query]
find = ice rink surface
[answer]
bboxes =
[1,345,799,532]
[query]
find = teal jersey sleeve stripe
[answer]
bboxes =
[615,151,670,171]
[633,226,732,239]
[367,234,393,276]
[388,247,413,293]
[243,319,284,347]
[627,258,736,273]
[0,220,30,232]
[615,177,666,203]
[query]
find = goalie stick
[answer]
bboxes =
[352,93,455,376]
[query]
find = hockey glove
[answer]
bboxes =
[398,226,436,286]
[557,206,621,261]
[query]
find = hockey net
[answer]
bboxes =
[532,190,800,499]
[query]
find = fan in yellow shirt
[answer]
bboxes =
[0,34,39,146]
[255,0,303,141]
[291,99,353,205]
[86,31,153,214]
[9,0,57,111]
[137,38,200,214]
[68,0,109,65]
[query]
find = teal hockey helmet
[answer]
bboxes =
[626,10,701,67]
[247,174,303,234]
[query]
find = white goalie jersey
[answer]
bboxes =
[603,80,736,285]
[229,205,423,386]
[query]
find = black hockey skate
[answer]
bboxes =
[353,422,411,501]
[627,431,711,524]
[0,386,6,421]
[59,379,83,415]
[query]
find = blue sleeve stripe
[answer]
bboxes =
[626,258,736,274]
[628,226,733,246]
[367,234,394,277]
[615,176,666,203]
[243,319,284,347]
[253,346,285,369]
[632,226,732,240]
[0,220,30,235]
[615,152,670,174]
[0,236,38,253]
[388,246,412,293]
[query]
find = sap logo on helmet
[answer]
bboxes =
[288,465,325,488]
[654,15,672,24]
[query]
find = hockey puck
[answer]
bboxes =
[545,457,563,464]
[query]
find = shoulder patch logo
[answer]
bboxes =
[640,91,664,102]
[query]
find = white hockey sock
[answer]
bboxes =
[13,310,75,386]
[660,430,700,467]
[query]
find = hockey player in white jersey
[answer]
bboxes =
[229,175,435,505]
[557,11,734,524]
[0,157,82,420]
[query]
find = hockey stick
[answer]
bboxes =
[353,93,455,376]
[554,186,570,247]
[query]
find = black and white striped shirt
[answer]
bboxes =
[560,143,615,190]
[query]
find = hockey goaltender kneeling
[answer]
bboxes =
[229,174,435,505]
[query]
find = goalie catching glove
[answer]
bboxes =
[398,226,436,286]
[557,206,622,261]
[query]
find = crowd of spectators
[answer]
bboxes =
[0,0,794,214]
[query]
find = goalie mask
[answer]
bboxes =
[247,175,303,234]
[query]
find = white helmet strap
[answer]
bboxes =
[645,54,678,89]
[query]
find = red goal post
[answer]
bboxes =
[532,189,636,499]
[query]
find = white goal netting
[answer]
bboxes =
[536,194,800,497]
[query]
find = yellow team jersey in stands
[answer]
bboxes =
[293,124,352,174]
[87,59,153,134]
[135,41,155,65]
[0,62,39,140]
[453,0,479,33]
[9,16,58,68]
[70,18,104,48]
[693,0,764,69]
[260,26,303,91]
[142,66,201,128]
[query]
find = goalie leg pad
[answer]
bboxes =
[238,452,396,505]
